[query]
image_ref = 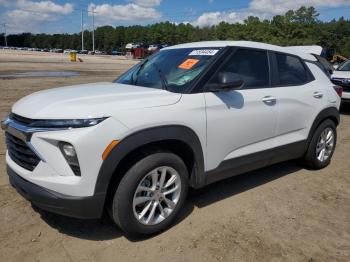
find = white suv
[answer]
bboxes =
[2,41,341,235]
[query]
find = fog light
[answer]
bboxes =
[59,142,81,176]
[62,143,76,157]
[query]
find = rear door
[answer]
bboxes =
[269,52,321,148]
[204,48,279,171]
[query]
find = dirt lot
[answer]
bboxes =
[0,50,349,262]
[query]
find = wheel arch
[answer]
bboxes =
[307,107,339,146]
[94,125,205,201]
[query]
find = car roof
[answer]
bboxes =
[284,45,323,56]
[163,41,317,61]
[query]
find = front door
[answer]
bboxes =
[204,48,279,171]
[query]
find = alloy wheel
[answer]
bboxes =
[132,166,182,225]
[315,127,335,162]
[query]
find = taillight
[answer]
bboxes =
[333,86,343,97]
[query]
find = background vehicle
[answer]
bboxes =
[2,41,340,236]
[331,59,350,102]
[78,50,88,54]
[125,43,140,49]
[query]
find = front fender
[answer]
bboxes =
[94,125,205,197]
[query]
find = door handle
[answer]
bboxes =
[262,96,276,105]
[313,91,323,99]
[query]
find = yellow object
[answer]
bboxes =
[69,52,77,62]
[102,140,119,160]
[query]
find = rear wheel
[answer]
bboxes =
[304,119,337,169]
[110,152,188,235]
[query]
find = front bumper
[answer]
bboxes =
[7,165,105,219]
[2,115,128,196]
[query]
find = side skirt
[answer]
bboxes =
[204,140,307,185]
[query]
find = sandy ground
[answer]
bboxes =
[0,50,349,262]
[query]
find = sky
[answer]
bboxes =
[1,0,350,34]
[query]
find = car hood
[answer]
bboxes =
[331,71,350,79]
[12,82,181,119]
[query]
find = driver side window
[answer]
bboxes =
[209,48,270,89]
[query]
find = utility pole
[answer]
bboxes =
[81,9,84,51]
[2,23,7,47]
[92,8,95,52]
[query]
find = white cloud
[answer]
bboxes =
[249,0,350,15]
[131,0,162,7]
[88,3,161,23]
[192,10,258,27]
[3,0,74,33]
[191,0,350,27]
[0,0,12,6]
[16,0,73,14]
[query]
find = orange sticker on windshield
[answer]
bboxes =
[178,59,199,70]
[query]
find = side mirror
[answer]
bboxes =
[210,72,244,92]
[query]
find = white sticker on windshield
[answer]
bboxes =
[189,49,219,56]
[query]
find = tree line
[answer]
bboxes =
[1,6,350,57]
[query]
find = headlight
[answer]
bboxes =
[59,142,81,176]
[29,117,107,128]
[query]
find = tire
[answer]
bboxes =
[304,119,337,169]
[110,152,188,236]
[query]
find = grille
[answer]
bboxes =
[343,86,350,92]
[5,132,40,171]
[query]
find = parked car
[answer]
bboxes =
[110,50,124,56]
[2,41,341,236]
[148,44,162,52]
[331,59,350,102]
[65,49,72,54]
[78,50,88,54]
[94,50,103,55]
[125,43,139,49]
[50,48,63,53]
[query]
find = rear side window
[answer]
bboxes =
[209,48,270,89]
[275,53,313,86]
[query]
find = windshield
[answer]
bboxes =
[338,60,350,71]
[115,47,222,93]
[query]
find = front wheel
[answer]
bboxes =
[110,152,188,236]
[304,119,337,169]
